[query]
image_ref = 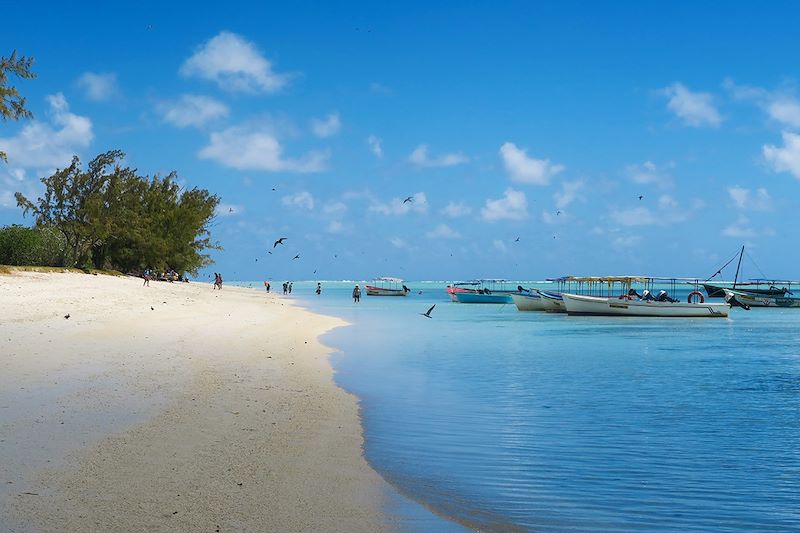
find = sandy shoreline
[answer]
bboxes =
[0,271,391,531]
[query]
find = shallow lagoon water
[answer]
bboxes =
[282,281,800,531]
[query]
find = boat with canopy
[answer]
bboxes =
[452,279,521,304]
[365,277,411,296]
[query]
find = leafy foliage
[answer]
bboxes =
[14,150,220,274]
[0,225,67,266]
[1,50,37,163]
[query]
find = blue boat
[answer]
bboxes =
[452,279,518,304]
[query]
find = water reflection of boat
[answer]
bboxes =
[365,277,411,296]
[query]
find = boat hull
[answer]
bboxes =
[704,283,786,298]
[454,292,513,304]
[562,293,729,317]
[365,285,409,296]
[537,290,566,313]
[446,287,480,302]
[510,293,546,311]
[724,289,800,308]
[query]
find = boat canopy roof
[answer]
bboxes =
[373,276,404,283]
[473,278,508,283]
[453,281,481,286]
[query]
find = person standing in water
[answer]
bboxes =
[352,284,361,303]
[288,282,293,294]
[282,282,288,295]
[315,283,322,295]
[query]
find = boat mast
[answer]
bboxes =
[733,245,745,289]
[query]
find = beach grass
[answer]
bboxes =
[0,264,125,276]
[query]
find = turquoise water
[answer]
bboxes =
[269,281,800,531]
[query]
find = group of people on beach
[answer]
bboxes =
[282,282,293,294]
[212,272,223,290]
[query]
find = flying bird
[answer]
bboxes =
[292,254,300,260]
[515,237,520,242]
[268,251,272,255]
[403,196,414,204]
[557,210,561,216]
[64,314,70,320]
[420,304,435,318]
[638,195,644,200]
[229,207,233,213]
[273,237,287,248]
[255,258,258,262]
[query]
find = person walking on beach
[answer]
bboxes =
[142,269,151,287]
[352,284,361,303]
[315,282,322,296]
[288,282,293,294]
[212,273,219,290]
[217,273,223,290]
[264,281,270,293]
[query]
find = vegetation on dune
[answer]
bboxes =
[12,150,221,275]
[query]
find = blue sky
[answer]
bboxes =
[3,1,800,281]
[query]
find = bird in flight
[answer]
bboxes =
[557,210,561,216]
[229,207,233,213]
[403,196,414,204]
[273,237,287,248]
[420,304,435,319]
[515,237,520,242]
[292,254,300,260]
[268,251,272,255]
[255,258,258,262]
[638,195,644,200]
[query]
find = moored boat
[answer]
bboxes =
[562,293,730,317]
[510,292,546,311]
[703,283,787,298]
[365,277,411,296]
[446,281,481,302]
[723,289,800,308]
[537,290,566,313]
[452,279,518,304]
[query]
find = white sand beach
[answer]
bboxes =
[0,271,390,532]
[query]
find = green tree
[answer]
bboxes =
[1,50,37,163]
[14,150,220,274]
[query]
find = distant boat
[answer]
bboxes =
[510,292,546,311]
[452,279,518,304]
[365,277,411,296]
[446,281,481,302]
[723,289,800,308]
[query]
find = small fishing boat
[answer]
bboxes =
[559,276,731,318]
[703,283,788,298]
[446,281,481,302]
[510,292,546,311]
[452,279,519,304]
[723,289,800,308]
[365,277,411,296]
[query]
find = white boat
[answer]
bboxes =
[723,289,800,308]
[365,277,410,296]
[537,290,566,313]
[510,292,546,311]
[562,293,729,317]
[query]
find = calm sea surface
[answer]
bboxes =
[251,281,800,532]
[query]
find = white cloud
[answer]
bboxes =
[722,215,758,238]
[160,94,229,128]
[554,180,584,209]
[662,82,721,127]
[610,206,658,226]
[499,142,563,185]
[367,135,383,158]
[481,188,528,221]
[0,93,93,169]
[199,124,328,173]
[493,239,508,253]
[281,191,314,210]
[323,201,347,217]
[180,31,290,93]
[326,220,346,234]
[626,160,672,187]
[76,72,118,101]
[409,144,469,167]
[216,203,243,216]
[425,223,462,240]
[369,192,428,215]
[311,112,341,138]
[441,201,471,218]
[390,237,409,249]
[658,194,678,209]
[763,131,800,179]
[611,235,642,250]
[727,186,772,211]
[724,79,800,129]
